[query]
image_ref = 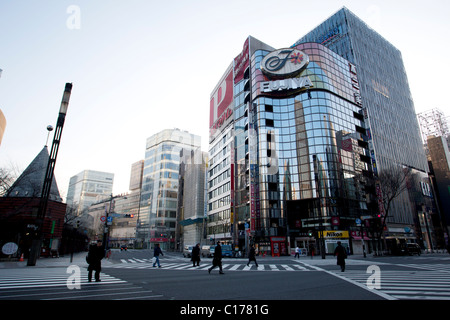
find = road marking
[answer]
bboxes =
[296,261,397,300]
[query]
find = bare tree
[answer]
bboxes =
[0,163,22,196]
[374,166,410,253]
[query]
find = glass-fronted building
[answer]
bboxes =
[209,8,436,256]
[66,170,114,217]
[137,128,201,250]
[210,35,378,256]
[293,7,433,250]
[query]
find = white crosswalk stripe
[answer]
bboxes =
[397,264,450,273]
[105,262,317,272]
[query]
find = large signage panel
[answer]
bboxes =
[210,65,234,136]
[261,48,309,78]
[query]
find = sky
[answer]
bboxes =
[1,0,449,200]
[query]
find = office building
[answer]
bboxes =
[66,170,114,217]
[138,128,201,250]
[209,7,433,255]
[293,8,432,248]
[177,147,208,248]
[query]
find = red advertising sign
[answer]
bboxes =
[210,65,234,133]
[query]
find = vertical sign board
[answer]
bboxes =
[209,65,234,139]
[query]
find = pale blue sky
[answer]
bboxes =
[1,0,449,198]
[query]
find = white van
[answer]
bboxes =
[183,245,194,258]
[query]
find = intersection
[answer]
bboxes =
[0,250,449,301]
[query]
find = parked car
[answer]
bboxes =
[209,244,233,257]
[183,245,194,258]
[405,243,421,255]
[201,245,212,257]
[221,244,233,257]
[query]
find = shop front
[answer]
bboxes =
[318,231,350,254]
[270,236,287,256]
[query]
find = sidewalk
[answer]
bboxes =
[0,252,113,269]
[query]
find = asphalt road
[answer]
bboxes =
[0,250,450,319]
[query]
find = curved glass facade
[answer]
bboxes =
[232,41,376,254]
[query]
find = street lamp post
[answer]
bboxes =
[27,83,73,266]
[313,155,326,259]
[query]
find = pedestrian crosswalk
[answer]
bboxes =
[107,260,316,272]
[397,263,450,273]
[0,267,164,300]
[0,268,125,290]
[327,269,450,300]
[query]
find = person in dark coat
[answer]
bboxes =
[152,243,164,268]
[334,241,347,272]
[247,244,258,267]
[87,240,105,282]
[208,241,224,274]
[191,243,201,267]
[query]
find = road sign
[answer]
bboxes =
[107,217,113,222]
[100,216,106,222]
[2,242,18,255]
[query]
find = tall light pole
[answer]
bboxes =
[27,83,73,266]
[313,155,326,259]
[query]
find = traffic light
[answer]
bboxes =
[307,230,313,237]
[124,214,134,218]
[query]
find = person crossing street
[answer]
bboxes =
[208,241,224,274]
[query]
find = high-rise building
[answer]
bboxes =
[138,128,201,250]
[66,170,114,217]
[210,34,378,256]
[293,8,431,237]
[177,147,208,247]
[210,7,433,256]
[427,135,450,243]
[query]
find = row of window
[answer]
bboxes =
[208,182,231,201]
[208,195,231,211]
[209,155,230,178]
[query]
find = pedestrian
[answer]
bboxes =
[208,241,224,274]
[294,246,300,259]
[334,241,347,272]
[191,243,201,267]
[152,243,164,268]
[86,240,105,282]
[247,244,258,267]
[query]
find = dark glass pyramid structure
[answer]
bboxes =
[6,146,62,202]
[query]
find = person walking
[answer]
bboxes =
[208,241,224,274]
[86,240,105,282]
[191,243,201,267]
[334,241,347,272]
[247,244,258,267]
[152,243,164,268]
[294,246,300,259]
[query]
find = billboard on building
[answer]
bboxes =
[209,64,234,139]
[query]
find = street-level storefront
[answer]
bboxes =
[350,230,371,255]
[270,237,287,256]
[384,225,417,254]
[318,230,350,254]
